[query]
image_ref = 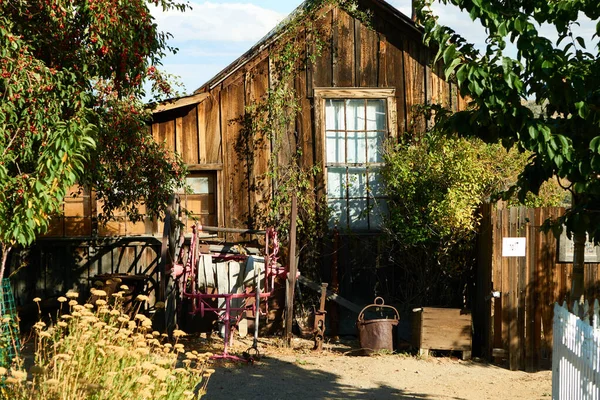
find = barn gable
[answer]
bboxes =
[151,0,464,236]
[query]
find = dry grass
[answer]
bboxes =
[1,287,212,399]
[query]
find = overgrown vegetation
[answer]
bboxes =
[382,108,566,307]
[1,288,211,399]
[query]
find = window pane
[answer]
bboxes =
[369,199,388,229]
[327,168,345,198]
[348,199,368,229]
[366,131,385,163]
[326,131,345,163]
[346,99,365,131]
[367,167,385,197]
[347,131,366,164]
[186,177,210,194]
[328,198,348,228]
[347,167,367,198]
[366,100,386,130]
[325,99,345,131]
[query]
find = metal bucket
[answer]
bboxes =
[357,297,399,355]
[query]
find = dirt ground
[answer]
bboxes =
[202,337,552,400]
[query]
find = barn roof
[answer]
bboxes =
[193,0,420,93]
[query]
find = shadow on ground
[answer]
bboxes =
[205,356,464,400]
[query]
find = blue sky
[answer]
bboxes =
[151,0,597,95]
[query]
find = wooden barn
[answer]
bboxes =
[14,0,467,333]
[146,0,468,331]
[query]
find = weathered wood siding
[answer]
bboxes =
[149,5,462,233]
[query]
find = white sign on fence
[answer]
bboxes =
[502,237,526,257]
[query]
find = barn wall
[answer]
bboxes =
[148,5,461,234]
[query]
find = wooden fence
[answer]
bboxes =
[474,204,600,371]
[552,301,600,399]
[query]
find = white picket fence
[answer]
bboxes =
[553,301,600,399]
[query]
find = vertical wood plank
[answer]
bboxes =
[199,91,222,164]
[403,39,426,133]
[501,207,510,355]
[355,20,378,87]
[492,204,503,352]
[175,117,183,156]
[312,9,333,89]
[197,101,207,163]
[508,207,519,370]
[524,208,535,371]
[247,59,271,227]
[220,76,248,235]
[181,106,199,164]
[332,8,354,87]
[378,35,406,134]
[532,208,543,370]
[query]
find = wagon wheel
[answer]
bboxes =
[158,194,184,336]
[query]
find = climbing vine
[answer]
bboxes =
[235,0,373,280]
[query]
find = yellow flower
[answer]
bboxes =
[120,285,129,291]
[11,370,27,381]
[96,299,107,306]
[94,290,107,297]
[172,329,187,338]
[57,296,67,303]
[33,321,46,330]
[136,294,149,302]
[0,367,7,376]
[33,297,41,303]
[66,291,79,299]
[68,300,78,306]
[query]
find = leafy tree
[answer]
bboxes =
[0,0,189,281]
[416,0,600,301]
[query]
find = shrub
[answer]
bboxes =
[1,288,212,399]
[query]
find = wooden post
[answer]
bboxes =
[285,194,298,347]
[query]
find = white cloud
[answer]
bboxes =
[152,2,284,43]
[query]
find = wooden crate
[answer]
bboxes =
[412,307,472,360]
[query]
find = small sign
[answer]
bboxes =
[502,237,526,257]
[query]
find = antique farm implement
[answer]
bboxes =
[158,195,288,362]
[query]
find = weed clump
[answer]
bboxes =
[1,287,212,399]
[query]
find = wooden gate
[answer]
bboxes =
[475,204,600,371]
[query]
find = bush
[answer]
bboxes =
[0,288,212,399]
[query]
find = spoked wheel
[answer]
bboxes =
[157,194,185,337]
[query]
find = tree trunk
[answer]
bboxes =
[0,243,10,285]
[571,232,585,305]
[570,193,586,305]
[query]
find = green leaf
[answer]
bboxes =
[590,137,600,153]
[443,45,457,65]
[456,64,468,85]
[444,58,462,78]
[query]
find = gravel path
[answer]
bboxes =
[203,338,551,400]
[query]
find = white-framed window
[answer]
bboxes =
[315,88,397,231]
